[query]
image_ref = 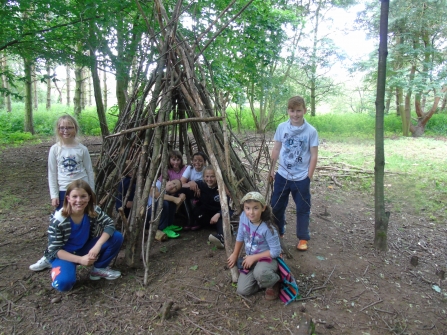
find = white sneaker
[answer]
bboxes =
[29,256,51,271]
[208,233,225,249]
[90,267,121,280]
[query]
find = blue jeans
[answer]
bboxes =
[50,231,124,292]
[270,173,311,240]
[145,200,176,231]
[56,191,66,211]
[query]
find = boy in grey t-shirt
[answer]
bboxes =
[270,96,319,251]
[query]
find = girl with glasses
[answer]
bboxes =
[30,115,94,272]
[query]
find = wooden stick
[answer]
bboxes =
[105,116,223,139]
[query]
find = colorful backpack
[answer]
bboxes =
[277,257,299,305]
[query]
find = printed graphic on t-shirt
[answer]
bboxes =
[213,195,220,202]
[282,133,308,170]
[242,223,266,255]
[61,155,79,176]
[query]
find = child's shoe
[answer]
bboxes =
[29,256,51,271]
[297,240,308,251]
[90,267,121,280]
[208,233,224,249]
[265,282,280,300]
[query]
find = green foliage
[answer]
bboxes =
[226,106,258,131]
[319,137,447,223]
[425,114,447,135]
[0,103,118,144]
[226,106,447,138]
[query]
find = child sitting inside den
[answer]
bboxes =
[145,179,186,237]
[115,162,136,219]
[160,150,188,181]
[180,151,207,197]
[190,165,233,248]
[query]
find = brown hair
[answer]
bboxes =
[62,180,97,218]
[192,151,208,164]
[240,200,278,235]
[168,150,185,169]
[203,165,215,175]
[55,115,80,143]
[287,96,306,110]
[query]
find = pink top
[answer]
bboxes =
[159,165,188,181]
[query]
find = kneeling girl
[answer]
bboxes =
[227,192,281,300]
[46,180,123,292]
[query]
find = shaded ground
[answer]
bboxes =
[0,137,446,335]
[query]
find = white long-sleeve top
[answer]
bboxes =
[48,142,95,199]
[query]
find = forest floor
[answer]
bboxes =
[0,136,446,335]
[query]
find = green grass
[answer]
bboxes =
[226,106,447,138]
[0,190,22,211]
[1,103,446,145]
[0,103,118,145]
[319,137,447,223]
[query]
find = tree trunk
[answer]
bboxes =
[46,65,51,110]
[410,94,443,137]
[23,56,34,134]
[441,86,447,112]
[89,45,109,137]
[403,65,416,137]
[81,67,87,110]
[396,87,407,134]
[385,88,391,113]
[374,0,390,252]
[66,66,71,106]
[309,1,321,117]
[73,65,82,116]
[103,69,107,112]
[1,53,12,112]
[31,64,38,110]
[88,72,92,106]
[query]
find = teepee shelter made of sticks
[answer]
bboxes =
[94,0,266,283]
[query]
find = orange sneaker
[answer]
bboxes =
[297,240,308,251]
[265,282,280,300]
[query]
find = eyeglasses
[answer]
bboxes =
[59,126,75,131]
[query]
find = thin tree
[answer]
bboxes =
[66,66,71,106]
[103,68,107,112]
[23,56,34,134]
[1,53,12,112]
[46,64,51,110]
[374,0,390,251]
[32,64,38,110]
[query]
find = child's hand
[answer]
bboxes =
[243,255,256,269]
[227,253,237,268]
[79,254,96,266]
[51,198,59,208]
[126,201,133,209]
[210,213,220,224]
[88,245,101,259]
[189,181,198,192]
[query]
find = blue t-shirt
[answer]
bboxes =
[236,212,281,259]
[63,214,90,252]
[274,119,319,181]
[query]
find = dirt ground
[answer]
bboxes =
[0,136,446,335]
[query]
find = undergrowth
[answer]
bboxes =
[318,137,447,224]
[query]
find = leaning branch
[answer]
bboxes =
[105,116,223,139]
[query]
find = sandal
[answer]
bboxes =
[162,229,180,238]
[165,225,182,232]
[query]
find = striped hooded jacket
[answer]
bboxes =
[44,206,115,261]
